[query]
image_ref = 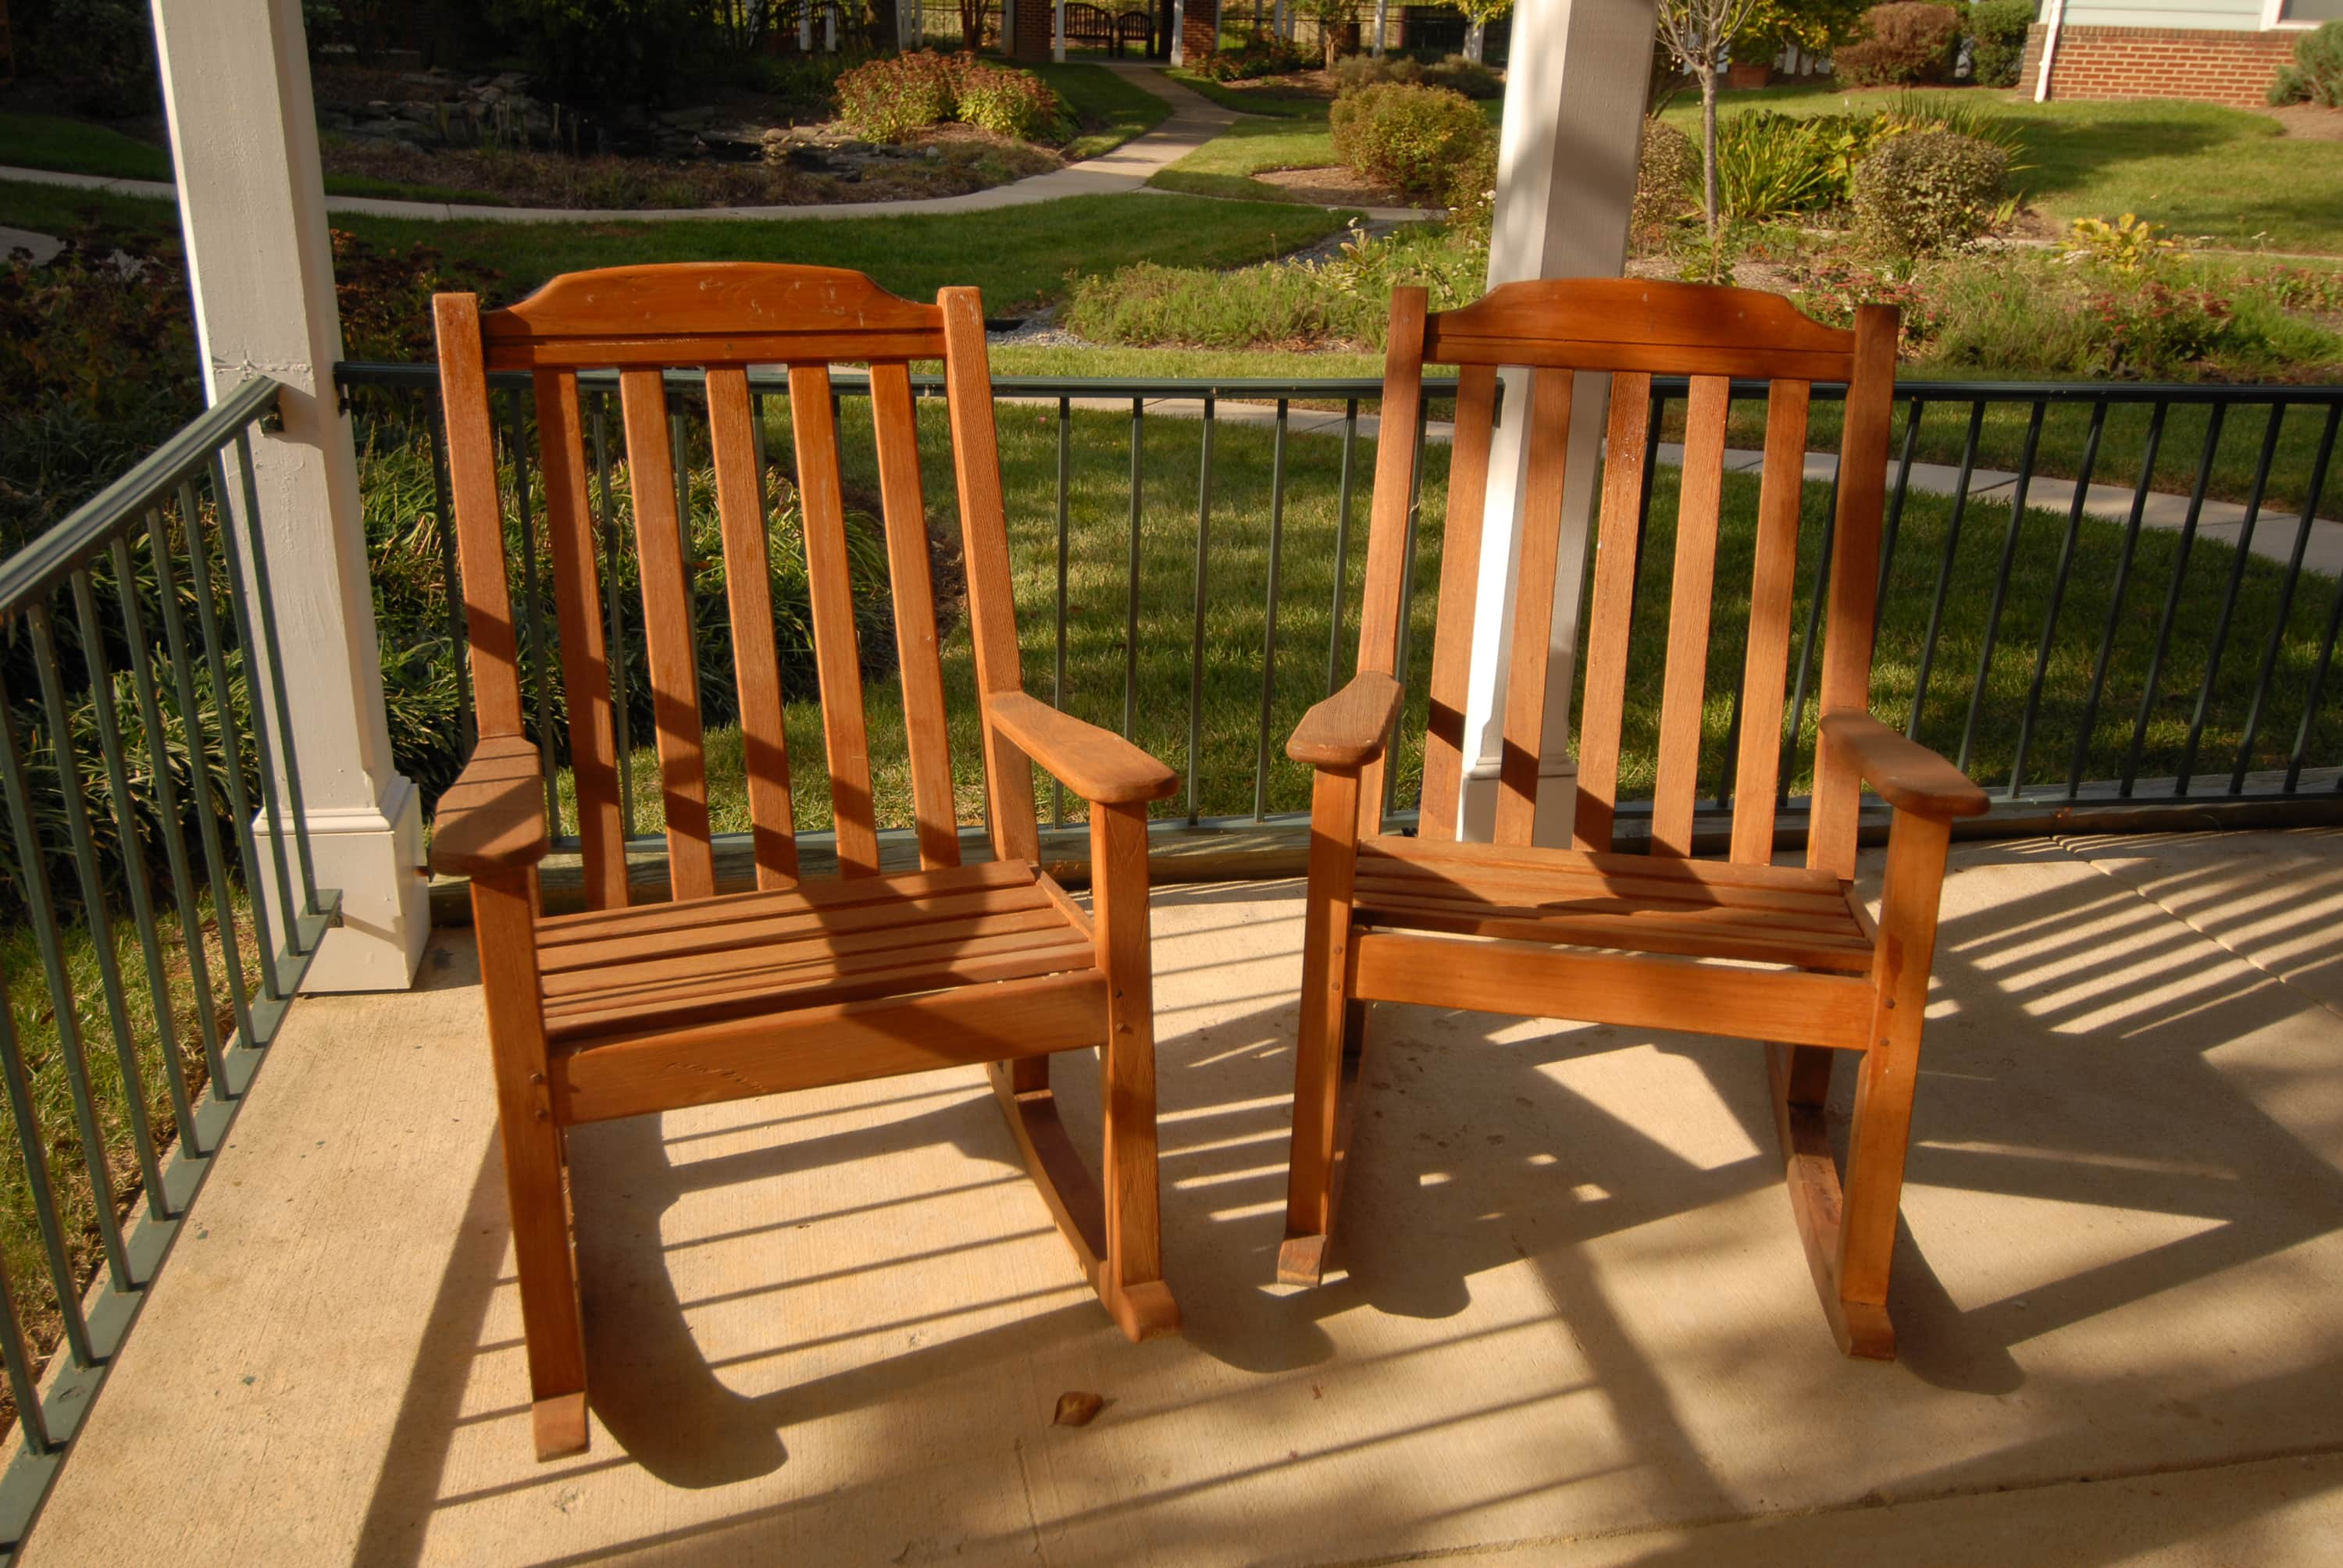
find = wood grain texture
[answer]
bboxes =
[707,365,799,889]
[1807,304,1901,879]
[1282,764,1362,1278]
[1571,373,1653,853]
[618,369,715,901]
[989,691,1179,804]
[551,969,1109,1124]
[1417,364,1500,839]
[1492,367,1574,846]
[430,736,551,877]
[537,856,1034,946]
[789,363,881,878]
[1425,277,1855,360]
[1819,711,1988,819]
[1093,801,1163,1295]
[1728,380,1813,866]
[1353,285,1428,832]
[940,287,1041,864]
[1649,373,1730,857]
[1286,671,1403,772]
[430,293,525,738]
[532,369,626,910]
[480,262,943,369]
[871,360,961,871]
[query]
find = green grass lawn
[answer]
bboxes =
[0,111,172,181]
[1165,70,1336,119]
[469,391,2338,851]
[0,177,1349,311]
[1148,93,1503,201]
[1029,61,1175,159]
[1660,84,2343,254]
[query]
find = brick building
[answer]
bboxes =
[2020,0,2338,107]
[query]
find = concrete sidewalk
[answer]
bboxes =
[0,64,1280,225]
[22,829,2343,1563]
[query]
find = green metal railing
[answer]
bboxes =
[0,377,338,1561]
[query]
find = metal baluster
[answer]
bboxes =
[2007,401,2107,797]
[72,564,198,1160]
[0,960,89,1376]
[2231,404,2340,793]
[2122,404,2227,796]
[207,454,302,971]
[229,433,322,925]
[1907,401,1987,742]
[116,526,228,1107]
[1778,457,1842,810]
[425,399,472,757]
[593,393,633,837]
[1870,397,1924,661]
[0,657,135,1288]
[1325,399,1360,698]
[1053,396,1071,829]
[2069,401,2168,796]
[2177,403,2285,795]
[1187,395,1216,823]
[508,399,558,829]
[1255,401,1290,821]
[1956,400,2047,776]
[0,1136,57,1453]
[1124,397,1143,741]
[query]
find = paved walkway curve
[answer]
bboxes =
[0,63,1436,225]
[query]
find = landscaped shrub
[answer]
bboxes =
[1328,82,1491,203]
[2061,212,2183,276]
[1332,52,1424,91]
[1446,137,1500,234]
[487,0,703,110]
[1967,0,2035,89]
[1835,2,1962,86]
[1422,53,1504,98]
[1193,34,1311,80]
[957,62,1065,141]
[833,51,964,141]
[2089,280,2240,380]
[2269,20,2343,107]
[15,0,159,116]
[1851,129,2007,255]
[1633,119,1698,242]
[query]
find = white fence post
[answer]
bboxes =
[148,0,429,989]
[1453,0,1657,845]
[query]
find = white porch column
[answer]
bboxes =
[1171,0,1187,63]
[151,0,429,991]
[1453,0,1656,844]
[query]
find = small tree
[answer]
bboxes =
[1655,0,1768,251]
[1456,0,1510,62]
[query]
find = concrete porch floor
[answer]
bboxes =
[25,830,2343,1565]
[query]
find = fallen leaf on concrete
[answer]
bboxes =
[1053,1391,1105,1427]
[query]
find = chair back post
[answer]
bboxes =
[940,286,1042,864]
[431,293,526,742]
[1806,302,1900,879]
[1353,286,1430,835]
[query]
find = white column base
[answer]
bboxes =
[255,773,430,992]
[1455,759,1578,846]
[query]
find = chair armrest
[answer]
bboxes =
[1287,672,1403,772]
[987,691,1178,805]
[1819,711,1988,821]
[430,735,551,877]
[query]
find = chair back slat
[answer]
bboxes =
[940,288,1040,865]
[533,369,627,909]
[1491,368,1574,846]
[706,365,799,889]
[1569,372,1653,853]
[1728,379,1813,865]
[1345,279,1896,868]
[1649,374,1731,857]
[1353,287,1430,835]
[619,368,717,901]
[787,362,881,878]
[1807,305,1901,878]
[431,294,526,739]
[871,361,961,871]
[1415,365,1500,842]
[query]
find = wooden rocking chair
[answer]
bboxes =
[1278,280,1986,1357]
[428,264,1181,1461]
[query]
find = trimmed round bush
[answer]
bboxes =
[1332,52,1423,92]
[1633,119,1697,241]
[958,62,1065,141]
[1836,2,1962,86]
[833,52,961,142]
[2270,20,2343,107]
[1852,129,2009,255]
[1328,82,1492,204]
[1422,53,1503,99]
[1967,0,2035,89]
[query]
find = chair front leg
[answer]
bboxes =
[1835,807,1953,1343]
[1092,799,1178,1338]
[1280,764,1365,1285]
[472,866,590,1458]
